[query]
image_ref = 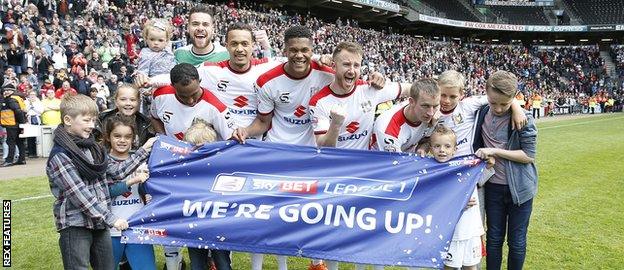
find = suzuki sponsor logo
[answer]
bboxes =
[233,96,248,108]
[346,122,360,133]
[294,105,307,118]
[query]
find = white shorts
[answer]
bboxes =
[443,236,482,268]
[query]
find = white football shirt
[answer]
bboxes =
[150,85,234,140]
[373,103,435,152]
[438,95,488,156]
[199,58,280,129]
[309,80,401,149]
[256,61,334,146]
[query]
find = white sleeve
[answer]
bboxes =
[374,123,403,152]
[212,108,235,140]
[150,97,160,119]
[310,102,330,135]
[374,82,401,104]
[464,95,489,113]
[256,82,274,115]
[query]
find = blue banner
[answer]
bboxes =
[122,135,486,268]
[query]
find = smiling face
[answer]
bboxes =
[115,86,139,116]
[64,113,97,139]
[284,38,313,78]
[430,133,457,163]
[333,50,362,92]
[188,12,214,51]
[226,29,253,71]
[108,124,134,157]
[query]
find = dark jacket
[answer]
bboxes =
[0,94,26,128]
[472,105,538,205]
[95,109,155,150]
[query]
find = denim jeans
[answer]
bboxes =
[59,227,114,270]
[484,183,533,270]
[188,248,231,270]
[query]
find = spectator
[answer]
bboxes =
[41,89,62,125]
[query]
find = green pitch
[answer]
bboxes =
[2,113,623,269]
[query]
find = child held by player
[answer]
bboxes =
[138,18,175,77]
[429,125,494,270]
[104,115,156,270]
[47,94,155,269]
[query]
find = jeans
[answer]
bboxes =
[484,183,533,270]
[59,227,115,270]
[188,248,231,270]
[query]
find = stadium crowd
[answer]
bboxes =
[0,0,621,115]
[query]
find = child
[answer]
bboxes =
[96,84,155,150]
[472,71,538,270]
[137,18,175,77]
[184,117,217,145]
[137,18,175,116]
[429,125,493,270]
[104,115,156,270]
[182,118,226,270]
[46,94,156,269]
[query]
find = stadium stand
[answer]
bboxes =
[488,5,549,25]
[564,0,624,24]
[416,0,482,22]
[0,0,621,115]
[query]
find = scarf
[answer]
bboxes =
[53,124,108,181]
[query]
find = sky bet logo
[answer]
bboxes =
[212,173,416,201]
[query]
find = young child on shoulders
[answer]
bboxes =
[47,94,156,269]
[138,18,175,77]
[104,115,156,270]
[429,125,494,270]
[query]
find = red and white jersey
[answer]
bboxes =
[256,61,334,146]
[373,103,435,152]
[198,58,280,129]
[438,95,488,156]
[150,85,234,140]
[309,80,401,149]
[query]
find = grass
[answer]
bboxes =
[1,113,623,269]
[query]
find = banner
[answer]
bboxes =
[418,14,595,32]
[122,136,486,268]
[346,0,401,13]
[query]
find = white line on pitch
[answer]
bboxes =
[540,116,624,130]
[9,194,53,202]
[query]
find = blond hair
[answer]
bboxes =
[184,118,217,145]
[332,41,363,59]
[409,78,439,101]
[60,94,98,119]
[142,18,173,40]
[114,83,140,100]
[437,70,465,94]
[487,70,518,98]
[430,124,457,147]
